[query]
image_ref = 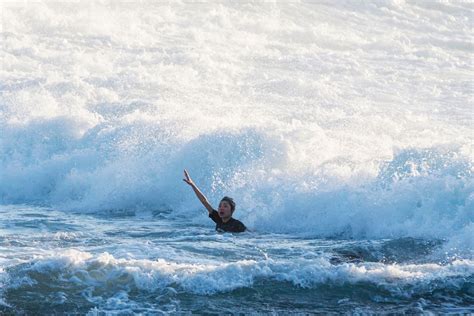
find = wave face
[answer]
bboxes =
[1,1,473,243]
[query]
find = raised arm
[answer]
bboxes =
[183,169,214,214]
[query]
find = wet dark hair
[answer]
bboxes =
[220,196,236,212]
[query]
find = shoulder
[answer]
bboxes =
[230,218,246,232]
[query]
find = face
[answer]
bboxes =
[218,201,233,219]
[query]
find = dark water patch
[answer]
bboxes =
[11,219,80,233]
[87,209,137,219]
[0,237,30,248]
[329,241,380,264]
[19,213,50,218]
[126,230,172,239]
[330,238,444,265]
[380,237,444,263]
[104,226,193,240]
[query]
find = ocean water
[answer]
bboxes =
[1,0,473,314]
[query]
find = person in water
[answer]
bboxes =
[183,169,246,233]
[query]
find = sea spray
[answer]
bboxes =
[0,1,473,313]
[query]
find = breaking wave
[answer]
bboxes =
[1,0,472,244]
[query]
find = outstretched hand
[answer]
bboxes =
[183,169,194,186]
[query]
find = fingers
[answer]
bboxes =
[183,169,194,186]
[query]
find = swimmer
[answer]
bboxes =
[183,169,246,233]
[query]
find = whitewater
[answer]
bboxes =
[1,0,473,314]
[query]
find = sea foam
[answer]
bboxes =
[6,250,473,296]
[1,1,472,243]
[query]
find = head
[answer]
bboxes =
[218,196,236,220]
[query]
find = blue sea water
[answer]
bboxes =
[1,1,473,314]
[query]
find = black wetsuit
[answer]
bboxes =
[209,210,246,233]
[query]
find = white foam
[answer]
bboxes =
[0,2,472,245]
[8,250,474,295]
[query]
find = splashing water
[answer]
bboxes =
[1,1,473,314]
